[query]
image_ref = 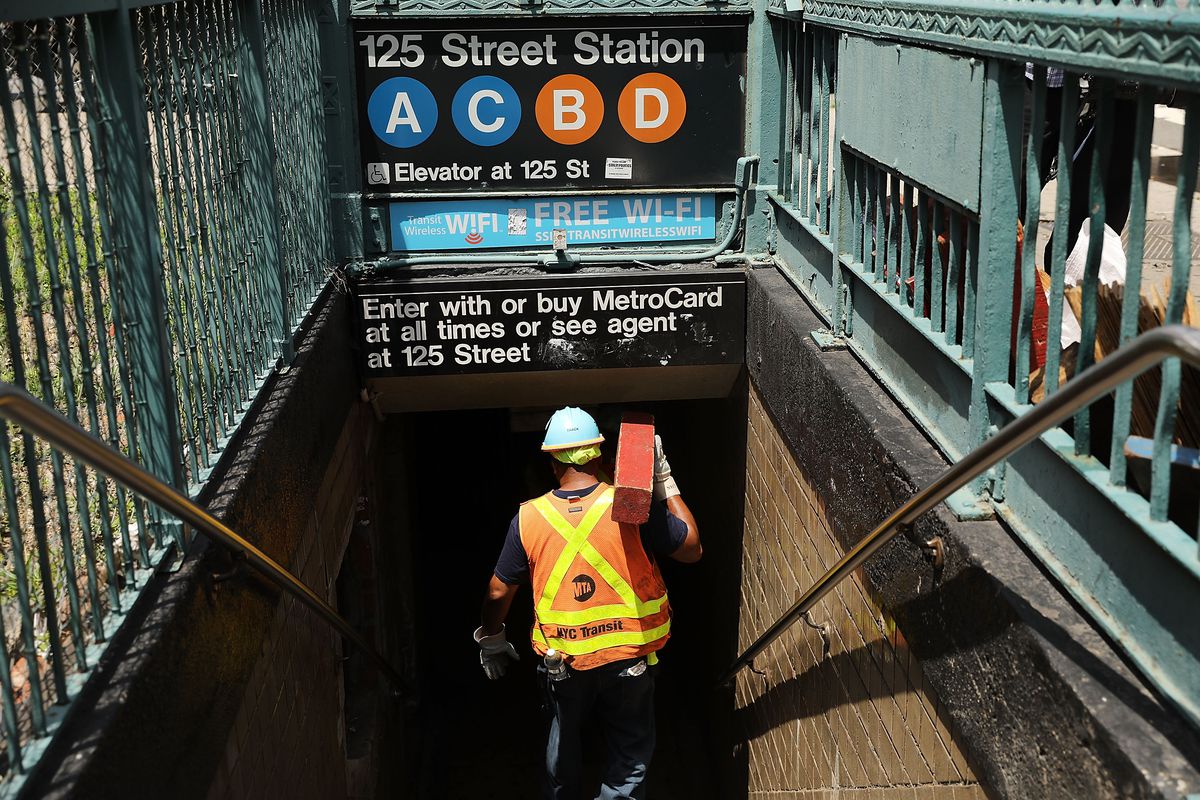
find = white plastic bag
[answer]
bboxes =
[1058,220,1127,349]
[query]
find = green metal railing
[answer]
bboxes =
[0,0,332,784]
[765,11,1200,731]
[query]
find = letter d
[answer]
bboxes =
[634,87,669,129]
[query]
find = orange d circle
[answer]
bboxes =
[535,75,604,145]
[618,73,686,144]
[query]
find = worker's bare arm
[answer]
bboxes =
[666,495,702,563]
[481,575,520,635]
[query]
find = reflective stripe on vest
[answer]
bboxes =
[529,488,670,655]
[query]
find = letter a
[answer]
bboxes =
[387,92,422,134]
[554,89,586,130]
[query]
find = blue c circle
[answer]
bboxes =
[367,77,437,148]
[451,76,521,147]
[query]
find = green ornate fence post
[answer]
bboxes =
[237,0,292,360]
[831,33,851,339]
[968,58,1024,496]
[90,5,185,545]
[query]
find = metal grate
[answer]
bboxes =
[842,153,981,357]
[0,18,157,773]
[263,0,334,326]
[0,0,333,784]
[1130,219,1200,262]
[777,21,838,238]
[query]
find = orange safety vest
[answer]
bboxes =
[518,484,672,670]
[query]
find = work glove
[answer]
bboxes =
[653,434,680,502]
[474,625,519,680]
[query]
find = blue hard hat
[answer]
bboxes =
[541,407,605,452]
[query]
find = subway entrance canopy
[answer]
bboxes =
[3,0,1200,796]
[346,14,753,409]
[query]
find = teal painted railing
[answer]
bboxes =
[764,8,1200,728]
[0,0,332,783]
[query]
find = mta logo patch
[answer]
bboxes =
[571,574,596,603]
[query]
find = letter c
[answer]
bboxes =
[452,76,521,146]
[469,89,506,133]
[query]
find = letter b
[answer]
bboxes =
[554,90,586,131]
[536,75,603,145]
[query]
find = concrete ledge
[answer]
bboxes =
[744,265,1200,799]
[23,287,365,799]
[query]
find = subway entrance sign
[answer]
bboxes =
[354,271,746,411]
[353,20,746,193]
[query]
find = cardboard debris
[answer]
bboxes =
[1029,275,1198,448]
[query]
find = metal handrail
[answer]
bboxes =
[0,383,407,692]
[718,324,1200,688]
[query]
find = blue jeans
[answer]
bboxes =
[541,657,656,800]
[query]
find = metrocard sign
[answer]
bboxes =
[354,20,746,194]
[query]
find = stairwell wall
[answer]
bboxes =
[738,380,984,798]
[736,265,1200,800]
[21,289,397,800]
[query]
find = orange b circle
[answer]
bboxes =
[618,73,686,144]
[535,75,604,145]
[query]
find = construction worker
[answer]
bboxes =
[474,406,701,800]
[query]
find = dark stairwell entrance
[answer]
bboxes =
[374,393,748,799]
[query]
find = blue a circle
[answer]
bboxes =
[451,76,521,147]
[367,78,437,148]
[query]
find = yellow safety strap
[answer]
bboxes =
[530,489,667,627]
[532,620,672,656]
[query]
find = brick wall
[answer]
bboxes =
[737,381,985,799]
[205,403,376,800]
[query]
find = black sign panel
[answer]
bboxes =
[355,272,745,377]
[354,20,746,193]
